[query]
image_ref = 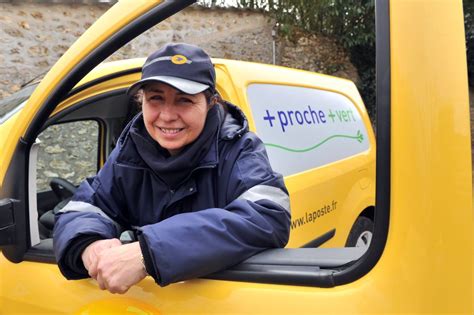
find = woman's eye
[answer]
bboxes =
[178,98,193,104]
[149,95,163,101]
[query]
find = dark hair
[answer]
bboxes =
[133,87,223,110]
[204,89,222,106]
[132,89,144,110]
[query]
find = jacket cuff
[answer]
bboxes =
[138,232,162,284]
[59,235,103,279]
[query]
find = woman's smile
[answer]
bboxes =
[142,82,210,155]
[158,127,185,135]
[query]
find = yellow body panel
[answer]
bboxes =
[386,0,472,310]
[0,0,472,313]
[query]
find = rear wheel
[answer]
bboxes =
[345,216,374,248]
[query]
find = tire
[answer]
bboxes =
[345,216,374,248]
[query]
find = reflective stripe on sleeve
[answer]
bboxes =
[237,185,291,213]
[58,200,123,233]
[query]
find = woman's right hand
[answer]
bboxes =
[82,238,122,279]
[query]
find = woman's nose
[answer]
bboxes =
[159,102,178,121]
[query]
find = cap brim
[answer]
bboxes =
[126,76,210,96]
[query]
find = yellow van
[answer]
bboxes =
[0,56,376,250]
[0,0,471,314]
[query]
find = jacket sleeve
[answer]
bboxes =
[138,132,291,286]
[53,146,128,279]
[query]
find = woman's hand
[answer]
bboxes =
[94,241,147,294]
[82,238,122,278]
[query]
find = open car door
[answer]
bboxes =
[0,0,471,314]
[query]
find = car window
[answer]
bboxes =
[0,84,37,124]
[36,120,99,192]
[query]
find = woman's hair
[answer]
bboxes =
[133,88,223,110]
[203,89,224,107]
[132,89,144,110]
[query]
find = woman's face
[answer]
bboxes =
[141,82,209,155]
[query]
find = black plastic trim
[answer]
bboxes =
[0,199,16,228]
[0,199,18,246]
[24,238,56,263]
[207,265,336,287]
[24,0,196,143]
[301,229,335,248]
[67,68,141,99]
[0,139,30,262]
[44,89,127,128]
[236,247,366,268]
[206,247,366,287]
[331,0,391,285]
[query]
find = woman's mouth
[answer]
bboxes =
[159,127,184,134]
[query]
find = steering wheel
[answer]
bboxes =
[49,177,77,201]
[39,178,77,235]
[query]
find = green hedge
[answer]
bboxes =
[199,0,473,114]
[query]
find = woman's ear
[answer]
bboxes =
[211,95,218,106]
[207,94,218,109]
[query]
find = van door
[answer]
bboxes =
[0,1,196,312]
[0,0,194,262]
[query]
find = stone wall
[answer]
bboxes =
[278,29,359,82]
[36,120,98,191]
[0,3,358,99]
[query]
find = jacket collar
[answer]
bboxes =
[219,101,248,140]
[117,101,248,171]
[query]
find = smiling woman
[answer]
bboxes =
[140,83,211,156]
[52,42,291,293]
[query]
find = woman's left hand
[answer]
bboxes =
[94,241,147,294]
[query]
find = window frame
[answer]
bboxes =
[2,0,391,288]
[35,118,101,192]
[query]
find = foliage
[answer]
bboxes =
[199,0,473,112]
[198,0,377,116]
[465,1,474,87]
[268,0,377,117]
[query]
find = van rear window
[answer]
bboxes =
[247,84,370,176]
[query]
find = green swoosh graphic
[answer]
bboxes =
[264,130,364,153]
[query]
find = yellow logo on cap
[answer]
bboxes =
[171,54,188,65]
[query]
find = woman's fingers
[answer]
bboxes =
[88,259,99,279]
[92,242,146,294]
[96,272,107,290]
[82,238,122,274]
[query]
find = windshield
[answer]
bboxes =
[0,84,37,124]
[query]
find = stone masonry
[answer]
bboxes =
[0,3,359,99]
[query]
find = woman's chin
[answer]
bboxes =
[158,141,185,155]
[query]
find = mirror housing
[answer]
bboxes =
[0,199,18,246]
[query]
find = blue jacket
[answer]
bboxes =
[53,102,291,286]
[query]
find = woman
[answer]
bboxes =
[53,43,291,294]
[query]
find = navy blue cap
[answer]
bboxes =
[127,43,216,95]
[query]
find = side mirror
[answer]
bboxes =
[0,199,18,246]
